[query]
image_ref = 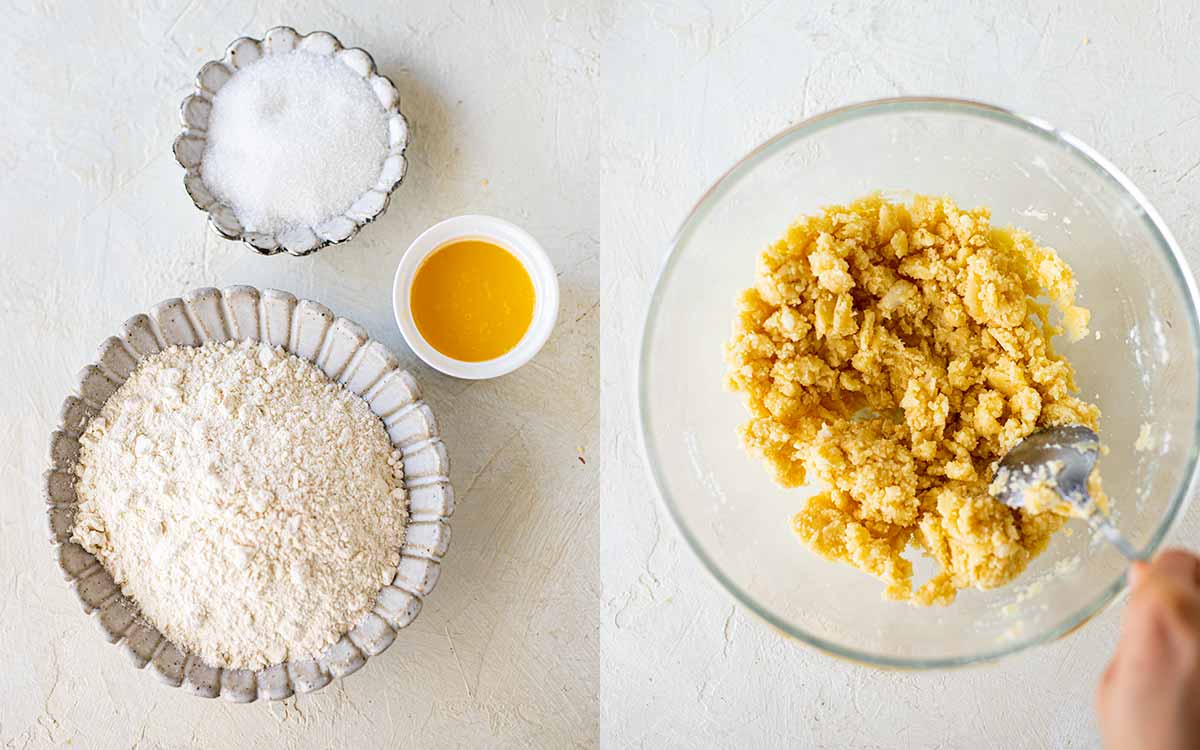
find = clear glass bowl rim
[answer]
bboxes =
[636,96,1200,669]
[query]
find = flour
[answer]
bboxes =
[72,340,407,670]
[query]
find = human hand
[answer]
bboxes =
[1097,548,1200,750]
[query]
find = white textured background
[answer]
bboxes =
[601,2,1200,748]
[0,1,598,748]
[9,1,1200,747]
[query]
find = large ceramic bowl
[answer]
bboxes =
[46,286,452,700]
[639,97,1200,668]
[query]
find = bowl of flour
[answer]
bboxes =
[173,27,409,256]
[46,286,453,701]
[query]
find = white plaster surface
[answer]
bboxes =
[600,2,1200,748]
[0,2,598,748]
[10,1,1200,747]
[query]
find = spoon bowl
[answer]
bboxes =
[993,425,1140,560]
[992,424,1100,510]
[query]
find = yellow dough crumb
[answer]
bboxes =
[725,194,1100,606]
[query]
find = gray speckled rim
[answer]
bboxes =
[173,27,410,257]
[46,286,453,701]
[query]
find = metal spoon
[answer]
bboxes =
[992,425,1140,560]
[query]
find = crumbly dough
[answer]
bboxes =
[725,194,1099,606]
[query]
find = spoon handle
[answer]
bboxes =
[1086,511,1142,561]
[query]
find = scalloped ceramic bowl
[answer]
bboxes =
[45,286,453,701]
[173,27,409,256]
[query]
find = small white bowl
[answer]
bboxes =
[393,215,559,379]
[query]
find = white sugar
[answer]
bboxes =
[201,50,389,236]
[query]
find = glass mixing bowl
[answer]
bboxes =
[638,97,1200,667]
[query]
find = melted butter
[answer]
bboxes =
[410,239,535,362]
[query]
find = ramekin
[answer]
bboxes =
[392,215,559,379]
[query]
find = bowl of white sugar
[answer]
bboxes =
[173,27,408,256]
